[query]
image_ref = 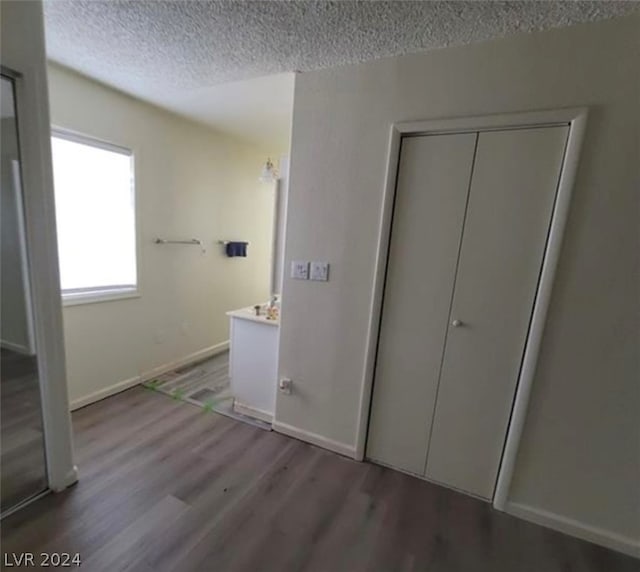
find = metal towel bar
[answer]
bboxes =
[154,238,205,252]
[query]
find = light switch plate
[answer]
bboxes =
[291,260,309,280]
[310,261,330,282]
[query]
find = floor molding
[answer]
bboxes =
[70,341,230,411]
[70,373,141,411]
[140,341,230,383]
[505,501,640,559]
[233,401,273,424]
[272,420,356,459]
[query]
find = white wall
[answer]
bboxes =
[47,64,279,407]
[277,14,639,551]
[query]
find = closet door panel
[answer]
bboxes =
[425,126,569,498]
[367,133,477,474]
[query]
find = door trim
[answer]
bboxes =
[2,0,78,500]
[355,108,588,512]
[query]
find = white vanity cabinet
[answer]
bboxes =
[226,306,279,424]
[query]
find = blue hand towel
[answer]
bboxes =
[225,241,248,257]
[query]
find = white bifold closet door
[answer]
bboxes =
[367,125,569,500]
[367,133,477,475]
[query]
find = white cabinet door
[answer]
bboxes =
[229,317,278,421]
[424,126,569,499]
[367,133,477,474]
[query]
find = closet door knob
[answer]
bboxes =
[451,319,463,327]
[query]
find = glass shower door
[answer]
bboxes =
[0,73,48,515]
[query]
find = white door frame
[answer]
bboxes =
[355,107,588,512]
[1,0,77,503]
[3,66,78,495]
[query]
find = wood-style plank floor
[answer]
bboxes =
[1,387,637,572]
[1,349,48,513]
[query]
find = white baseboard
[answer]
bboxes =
[505,501,640,559]
[70,373,141,411]
[272,420,356,459]
[233,401,273,424]
[70,341,230,411]
[140,340,229,383]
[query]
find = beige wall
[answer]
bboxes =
[277,14,639,549]
[48,64,277,406]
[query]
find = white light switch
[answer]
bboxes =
[310,261,330,282]
[291,261,309,280]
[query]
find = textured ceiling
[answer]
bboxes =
[43,1,636,148]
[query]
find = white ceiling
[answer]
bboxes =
[158,72,295,151]
[43,1,636,150]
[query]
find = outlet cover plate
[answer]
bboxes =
[310,261,330,281]
[279,378,292,394]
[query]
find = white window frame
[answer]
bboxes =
[51,128,140,306]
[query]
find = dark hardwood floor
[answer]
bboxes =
[1,386,637,571]
[1,349,48,514]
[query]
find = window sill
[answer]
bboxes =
[62,288,140,307]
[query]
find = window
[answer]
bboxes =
[51,131,137,304]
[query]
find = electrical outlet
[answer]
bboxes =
[291,261,309,280]
[310,261,330,282]
[279,378,292,394]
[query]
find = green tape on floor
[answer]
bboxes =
[145,379,161,391]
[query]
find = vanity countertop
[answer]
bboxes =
[226,305,279,327]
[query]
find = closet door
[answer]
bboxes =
[367,133,477,474]
[424,126,569,499]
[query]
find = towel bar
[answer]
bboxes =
[154,238,205,253]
